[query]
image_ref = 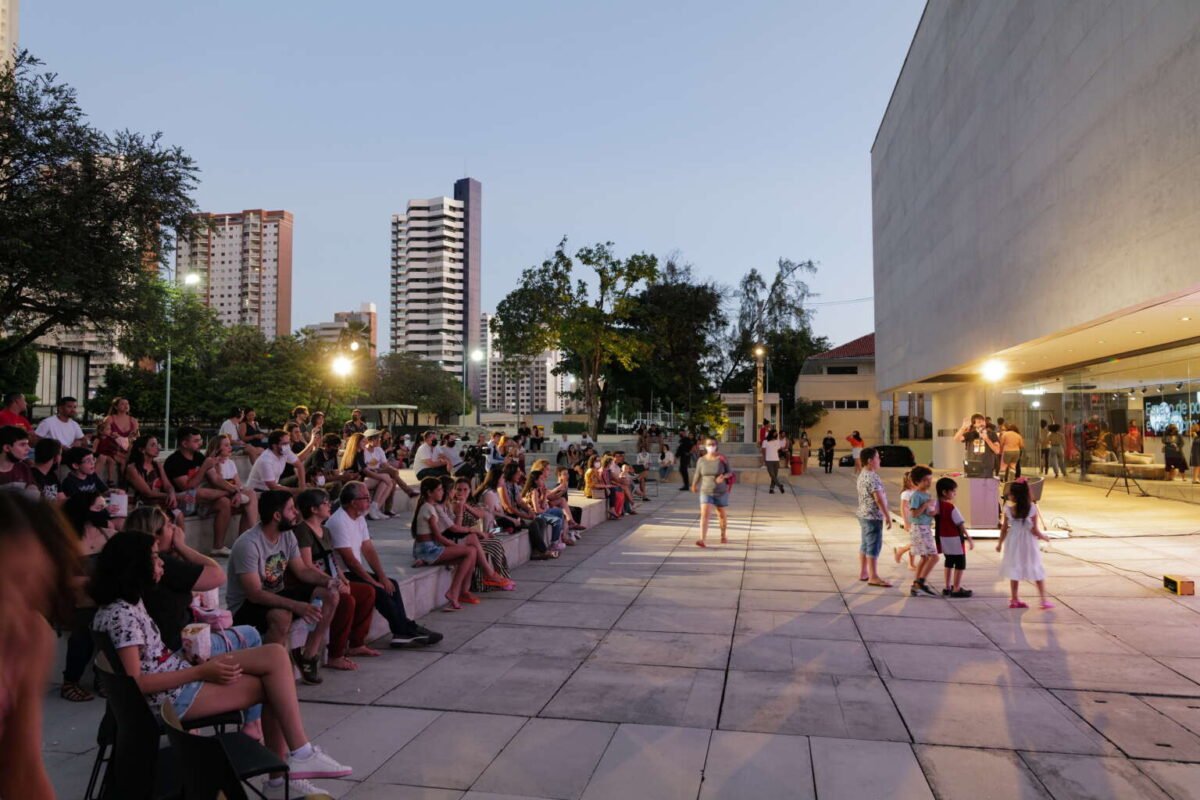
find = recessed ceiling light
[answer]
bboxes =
[1097,340,1105,344]
[1134,330,1144,334]
[1183,317,1192,321]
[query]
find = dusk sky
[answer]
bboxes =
[26,1,924,351]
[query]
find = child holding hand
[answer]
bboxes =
[906,466,939,596]
[997,478,1052,609]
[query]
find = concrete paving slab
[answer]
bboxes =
[1054,690,1200,761]
[887,680,1113,755]
[589,630,731,670]
[41,692,105,754]
[734,609,862,640]
[312,706,442,780]
[556,570,652,586]
[457,624,605,659]
[914,745,1051,799]
[810,737,932,800]
[1142,696,1200,738]
[579,723,709,800]
[501,600,627,630]
[376,654,580,716]
[1020,752,1171,800]
[1162,657,1200,685]
[976,621,1140,654]
[643,572,745,590]
[298,700,365,738]
[953,598,1091,625]
[1058,597,1200,627]
[741,573,839,592]
[720,671,909,741]
[737,589,847,614]
[632,586,741,608]
[843,592,967,619]
[372,711,527,789]
[615,605,737,635]
[1099,622,1200,658]
[298,650,444,704]
[869,642,1037,686]
[541,661,724,728]
[46,751,96,800]
[1134,761,1200,800]
[343,785,463,800]
[729,635,875,675]
[411,616,493,652]
[1008,650,1200,695]
[855,614,998,649]
[472,718,616,800]
[698,730,814,800]
[495,579,554,601]
[531,582,642,606]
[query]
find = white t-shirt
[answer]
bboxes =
[413,442,440,470]
[328,507,371,575]
[660,451,676,467]
[636,451,652,467]
[35,416,84,448]
[556,438,570,452]
[218,459,238,481]
[761,440,780,462]
[363,445,388,472]
[246,447,298,491]
[900,489,913,527]
[439,443,463,469]
[218,419,242,442]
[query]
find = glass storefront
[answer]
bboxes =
[981,341,1200,503]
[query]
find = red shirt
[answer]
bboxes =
[0,410,32,432]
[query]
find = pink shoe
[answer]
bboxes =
[1039,601,1055,610]
[1008,599,1029,609]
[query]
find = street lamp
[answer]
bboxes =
[332,355,353,377]
[469,348,484,424]
[754,345,766,442]
[163,272,202,450]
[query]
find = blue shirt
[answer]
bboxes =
[909,490,934,526]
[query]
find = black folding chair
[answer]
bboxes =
[93,667,182,800]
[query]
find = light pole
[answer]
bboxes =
[469,348,484,425]
[754,345,766,442]
[164,272,201,450]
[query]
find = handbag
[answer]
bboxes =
[719,456,738,493]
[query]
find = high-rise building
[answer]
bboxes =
[479,313,567,413]
[176,210,294,339]
[1,1,19,66]
[301,303,378,360]
[389,178,482,396]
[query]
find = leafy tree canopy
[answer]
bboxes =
[374,351,470,423]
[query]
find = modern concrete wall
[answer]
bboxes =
[872,1,1200,392]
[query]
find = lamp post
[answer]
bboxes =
[469,348,484,425]
[163,272,201,451]
[754,345,766,442]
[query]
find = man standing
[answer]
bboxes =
[821,431,837,474]
[0,393,36,442]
[676,429,696,491]
[226,490,340,684]
[328,481,442,648]
[165,426,234,556]
[248,430,308,495]
[35,396,87,448]
[954,415,1000,477]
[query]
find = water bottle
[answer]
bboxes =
[306,596,323,632]
[182,488,197,516]
[316,473,326,487]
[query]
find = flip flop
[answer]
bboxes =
[867,580,893,587]
[696,540,707,548]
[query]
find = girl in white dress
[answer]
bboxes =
[996,479,1052,609]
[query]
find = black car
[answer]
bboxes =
[840,445,917,468]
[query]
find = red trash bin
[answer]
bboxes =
[790,455,804,475]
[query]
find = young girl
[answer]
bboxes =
[997,478,1052,609]
[410,478,478,610]
[892,471,917,571]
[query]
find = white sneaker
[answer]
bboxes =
[287,744,352,779]
[367,502,385,521]
[261,776,328,799]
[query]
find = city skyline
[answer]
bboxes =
[21,1,924,351]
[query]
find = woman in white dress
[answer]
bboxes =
[996,479,1052,609]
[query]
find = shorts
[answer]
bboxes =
[413,539,445,563]
[944,553,966,571]
[858,517,883,558]
[232,585,315,633]
[1002,450,1020,465]
[700,492,730,508]
[910,523,937,557]
[169,624,265,723]
[1166,453,1189,471]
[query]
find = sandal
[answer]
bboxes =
[867,580,893,587]
[442,598,462,611]
[696,540,707,548]
[1039,601,1055,610]
[459,592,481,605]
[482,576,516,591]
[60,681,94,702]
[1008,599,1029,609]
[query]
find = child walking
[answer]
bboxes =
[997,478,1052,609]
[906,465,939,596]
[934,477,974,597]
[892,471,917,571]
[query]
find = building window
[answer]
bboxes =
[858,400,870,409]
[826,366,858,375]
[834,400,846,409]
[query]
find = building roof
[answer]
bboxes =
[811,333,875,360]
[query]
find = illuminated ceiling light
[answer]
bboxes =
[1182,316,1193,321]
[981,359,1007,383]
[1097,340,1105,344]
[1031,400,1041,409]
[1133,330,1144,334]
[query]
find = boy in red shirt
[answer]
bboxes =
[934,477,974,597]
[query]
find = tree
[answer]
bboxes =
[0,52,200,361]
[491,238,658,436]
[374,352,471,424]
[0,339,39,399]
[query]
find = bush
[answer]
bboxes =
[553,420,588,434]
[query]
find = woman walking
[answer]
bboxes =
[1046,423,1065,477]
[691,437,734,547]
[846,431,865,473]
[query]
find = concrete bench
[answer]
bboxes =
[183,513,243,552]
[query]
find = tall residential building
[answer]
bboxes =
[301,303,378,360]
[389,178,482,396]
[1,0,19,65]
[176,210,294,339]
[479,313,566,413]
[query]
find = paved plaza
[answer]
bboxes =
[43,468,1200,799]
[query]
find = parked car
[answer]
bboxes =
[838,445,917,468]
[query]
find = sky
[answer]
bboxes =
[25,0,925,352]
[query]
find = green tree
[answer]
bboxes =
[491,238,658,436]
[0,339,39,399]
[0,52,199,361]
[374,352,471,424]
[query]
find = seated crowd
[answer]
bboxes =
[0,389,676,798]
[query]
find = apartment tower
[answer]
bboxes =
[390,178,482,397]
[176,210,294,339]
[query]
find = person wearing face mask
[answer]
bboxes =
[438,432,467,476]
[59,491,116,702]
[691,438,734,547]
[955,414,1001,478]
[413,430,453,479]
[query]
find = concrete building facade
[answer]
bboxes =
[301,303,378,360]
[176,210,294,339]
[390,178,482,398]
[479,313,565,413]
[796,333,882,445]
[873,1,1200,495]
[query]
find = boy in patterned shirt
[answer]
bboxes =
[854,447,893,587]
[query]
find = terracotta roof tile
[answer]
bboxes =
[812,333,874,360]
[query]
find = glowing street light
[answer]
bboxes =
[349,340,360,352]
[332,355,353,377]
[183,272,201,286]
[981,359,1007,383]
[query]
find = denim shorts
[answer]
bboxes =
[413,539,445,563]
[169,624,264,723]
[858,517,883,557]
[700,491,730,508]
